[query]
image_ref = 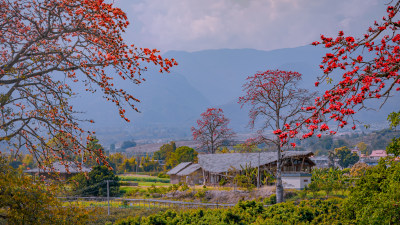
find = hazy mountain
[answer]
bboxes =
[71,45,399,144]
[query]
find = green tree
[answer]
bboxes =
[334,146,359,168]
[343,159,400,224]
[356,142,368,155]
[166,146,198,168]
[387,111,400,157]
[153,141,176,160]
[108,152,126,173]
[71,165,120,197]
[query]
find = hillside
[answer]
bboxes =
[71,46,399,145]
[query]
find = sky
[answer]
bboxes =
[114,0,385,53]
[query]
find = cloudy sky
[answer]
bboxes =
[114,0,385,52]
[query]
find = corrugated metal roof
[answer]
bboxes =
[199,151,313,173]
[167,162,192,175]
[177,163,201,176]
[24,161,91,174]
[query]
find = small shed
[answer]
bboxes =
[176,163,202,185]
[281,173,312,190]
[166,162,192,184]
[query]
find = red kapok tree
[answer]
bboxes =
[191,108,235,154]
[0,0,177,169]
[301,0,400,137]
[239,69,315,203]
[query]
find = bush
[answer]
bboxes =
[180,183,189,191]
[70,165,120,197]
[264,194,277,205]
[219,177,227,186]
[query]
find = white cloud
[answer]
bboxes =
[115,0,383,52]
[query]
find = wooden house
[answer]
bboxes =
[166,162,192,184]
[176,163,203,185]
[198,151,315,189]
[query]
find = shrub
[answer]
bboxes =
[264,194,277,205]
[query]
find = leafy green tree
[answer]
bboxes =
[350,162,369,177]
[108,152,126,173]
[141,154,160,172]
[387,111,400,157]
[166,146,198,168]
[71,165,120,197]
[343,159,400,224]
[356,142,368,155]
[153,141,176,160]
[334,146,359,168]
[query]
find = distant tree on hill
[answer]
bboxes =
[120,140,137,151]
[191,108,235,154]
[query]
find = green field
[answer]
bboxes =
[119,175,170,184]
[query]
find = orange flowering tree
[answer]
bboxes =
[0,0,177,169]
[239,70,315,203]
[291,0,400,140]
[192,108,235,154]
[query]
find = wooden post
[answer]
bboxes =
[107,180,110,216]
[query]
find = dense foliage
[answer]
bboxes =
[342,159,400,224]
[71,165,120,197]
[307,167,350,197]
[114,199,342,225]
[334,146,359,168]
[0,156,89,224]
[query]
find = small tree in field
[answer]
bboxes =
[239,70,315,203]
[0,0,177,167]
[191,108,235,154]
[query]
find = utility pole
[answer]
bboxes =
[107,180,110,216]
[257,151,260,189]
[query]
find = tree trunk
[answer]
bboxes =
[276,145,284,203]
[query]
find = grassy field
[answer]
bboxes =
[119,174,170,183]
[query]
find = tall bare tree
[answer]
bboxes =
[192,108,235,154]
[239,69,315,203]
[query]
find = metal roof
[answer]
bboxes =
[167,162,192,175]
[176,163,201,176]
[24,161,92,174]
[198,151,313,173]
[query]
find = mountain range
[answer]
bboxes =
[72,45,399,146]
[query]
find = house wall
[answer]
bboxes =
[184,169,203,185]
[282,173,312,190]
[170,175,181,184]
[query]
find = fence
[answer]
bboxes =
[59,197,240,209]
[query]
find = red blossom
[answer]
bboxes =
[302,1,400,139]
[191,108,235,154]
[0,0,177,168]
